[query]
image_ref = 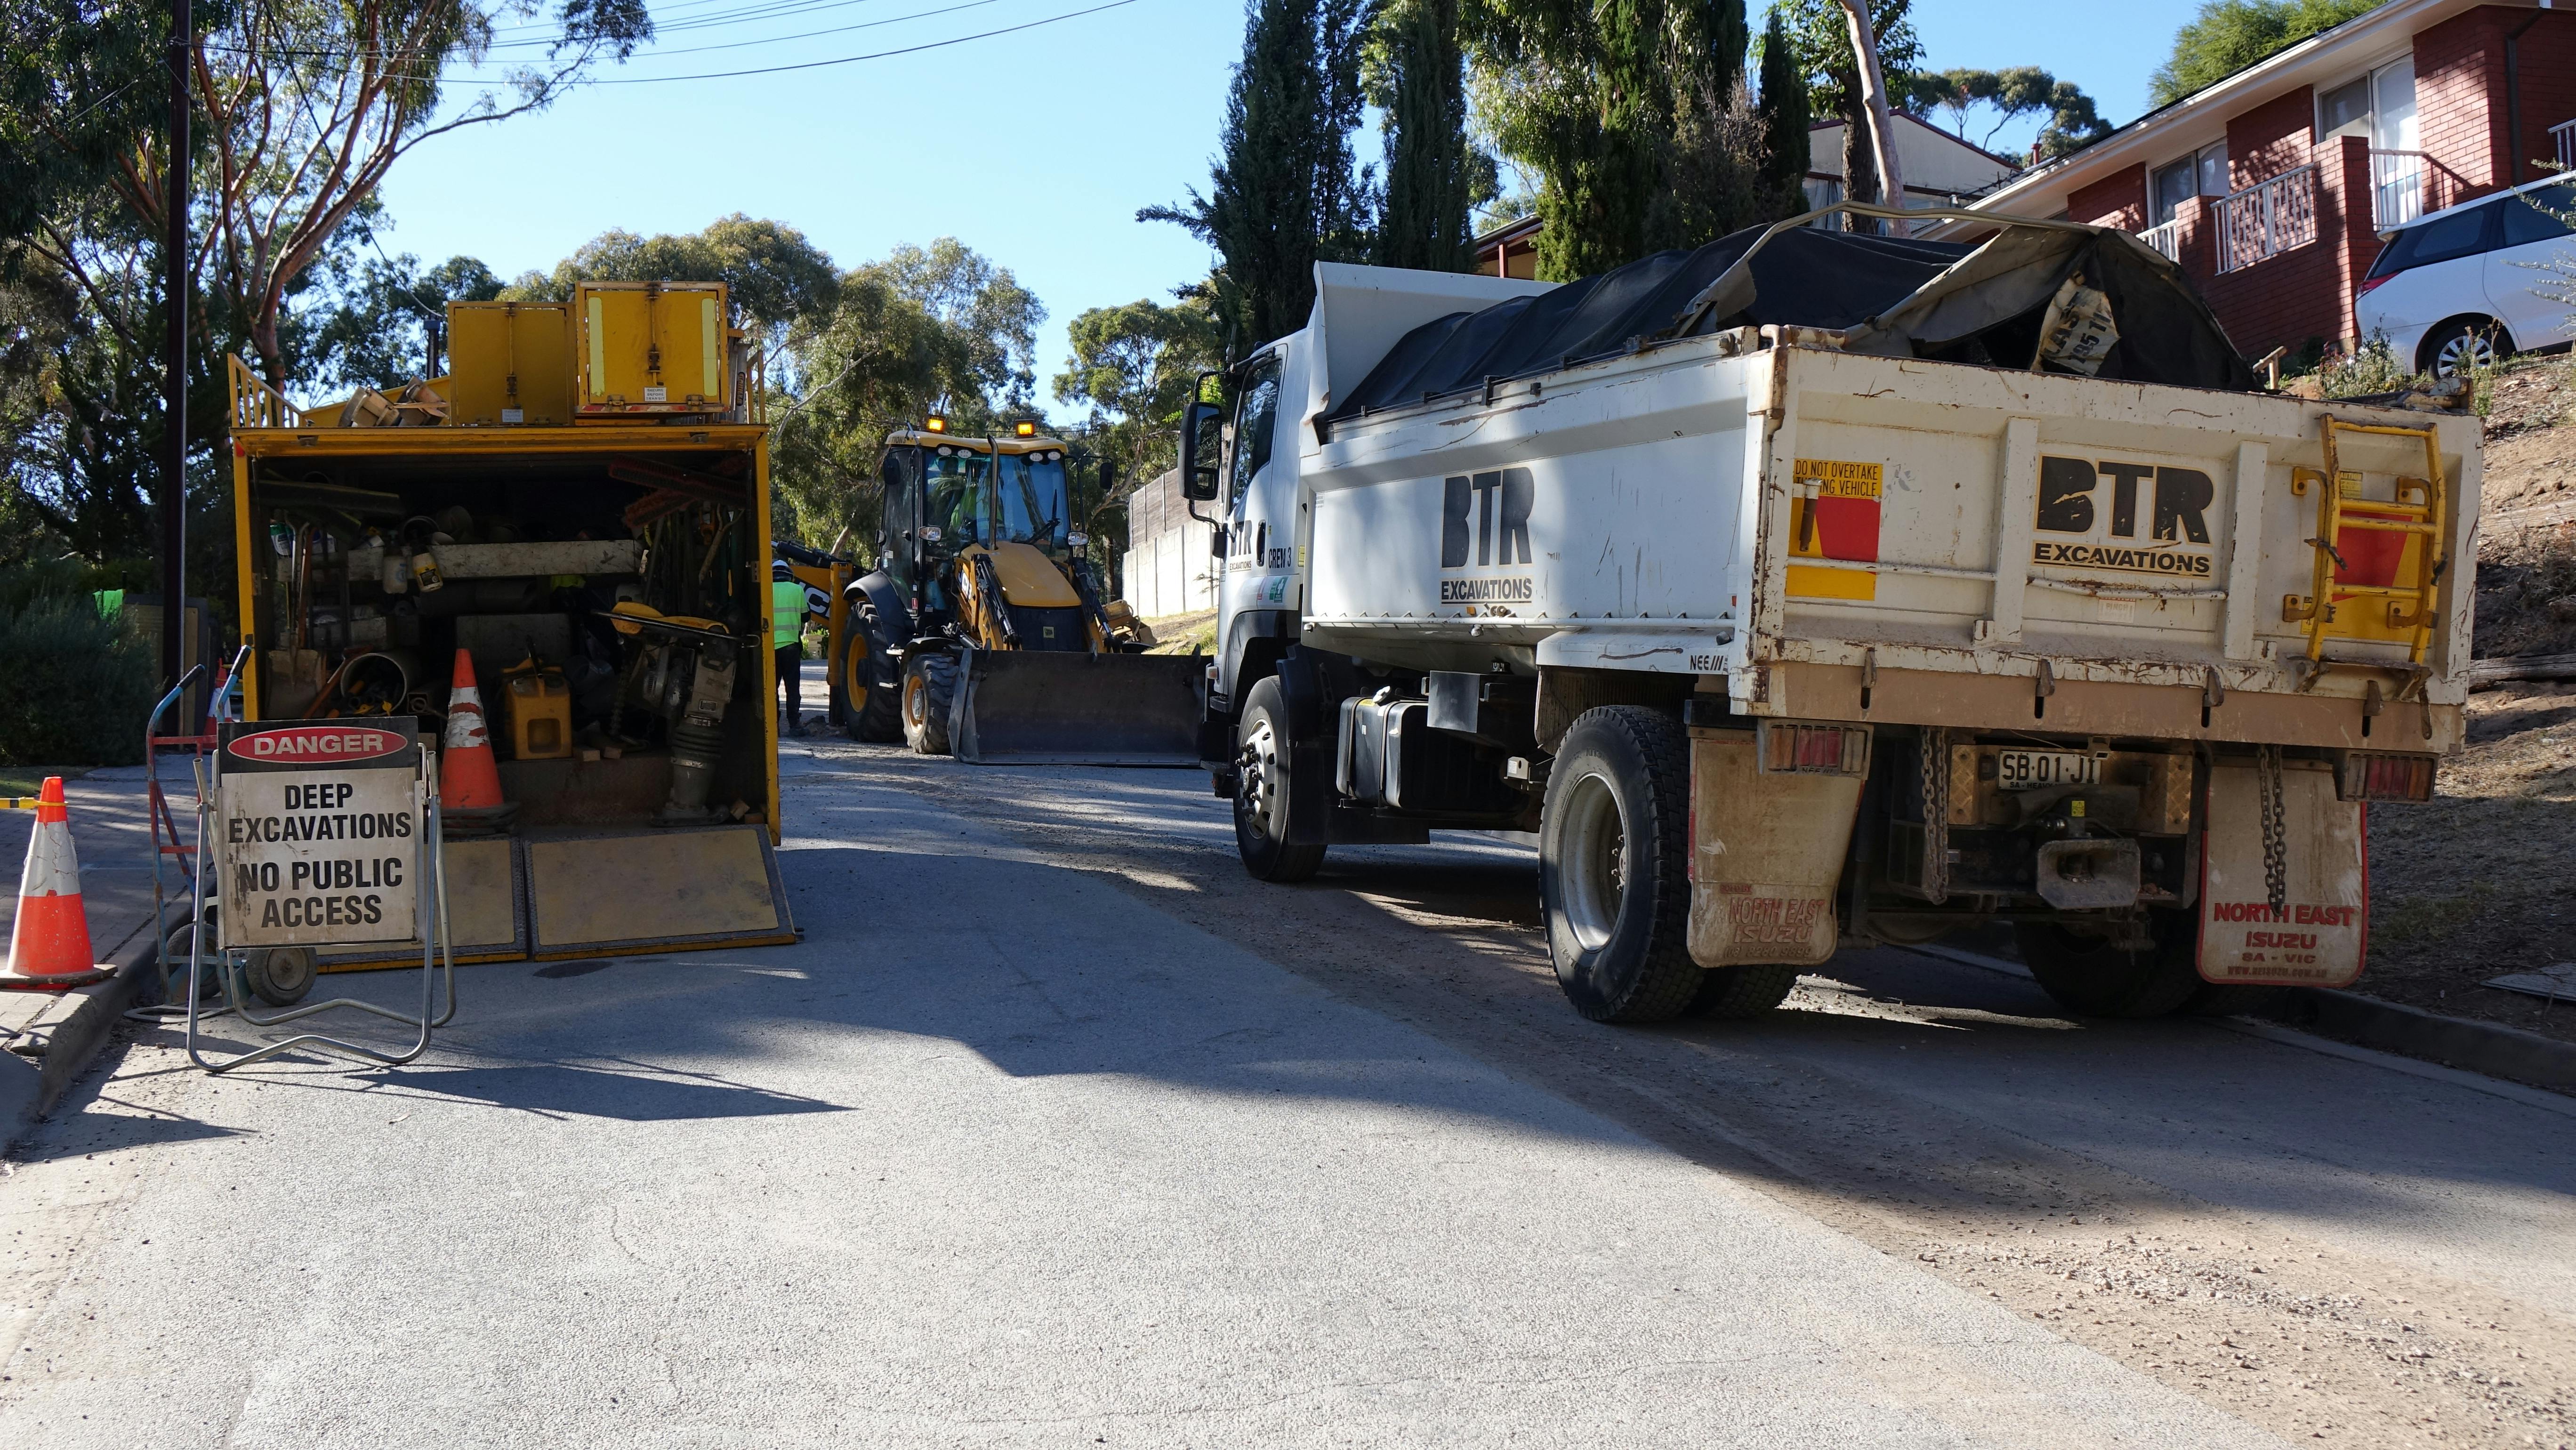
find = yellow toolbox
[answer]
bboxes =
[501,660,574,760]
[574,281,731,420]
[445,301,575,427]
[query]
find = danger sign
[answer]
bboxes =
[215,719,423,948]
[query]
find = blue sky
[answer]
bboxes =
[376,0,2213,420]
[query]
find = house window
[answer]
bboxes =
[2152,161,2196,225]
[2151,144,2230,225]
[2372,57,2418,152]
[2198,142,2230,198]
[2319,75,2372,137]
[2318,57,2415,145]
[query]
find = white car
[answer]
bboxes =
[2356,172,2576,376]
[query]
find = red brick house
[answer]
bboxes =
[1941,0,2576,362]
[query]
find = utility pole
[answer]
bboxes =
[161,0,191,688]
[1834,0,1908,239]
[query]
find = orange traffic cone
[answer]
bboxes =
[439,649,515,835]
[3,777,114,991]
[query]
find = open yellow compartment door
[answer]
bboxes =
[525,825,795,958]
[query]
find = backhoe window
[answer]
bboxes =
[922,447,992,548]
[995,453,1069,547]
[881,450,918,582]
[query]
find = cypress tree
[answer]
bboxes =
[1470,0,1757,279]
[1143,0,1374,346]
[1755,9,1813,220]
[1376,0,1474,273]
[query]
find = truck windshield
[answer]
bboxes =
[995,452,1069,546]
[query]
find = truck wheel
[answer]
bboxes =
[902,653,958,756]
[1683,963,1801,1020]
[1233,676,1326,882]
[2016,909,2202,1018]
[838,609,903,743]
[1541,706,1701,1023]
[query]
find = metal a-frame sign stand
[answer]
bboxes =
[186,718,456,1072]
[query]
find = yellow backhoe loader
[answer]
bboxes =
[827,419,1202,766]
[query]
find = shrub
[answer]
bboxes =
[2314,332,2422,399]
[0,592,156,766]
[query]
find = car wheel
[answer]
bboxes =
[2417,315,2512,378]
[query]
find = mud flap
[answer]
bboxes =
[1686,731,1865,968]
[2196,759,2366,988]
[950,650,1207,767]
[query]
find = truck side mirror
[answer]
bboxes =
[1178,401,1224,501]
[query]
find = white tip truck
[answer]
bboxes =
[1174,211,2479,1024]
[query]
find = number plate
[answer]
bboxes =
[1995,749,2100,790]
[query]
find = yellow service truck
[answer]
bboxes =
[222,281,797,970]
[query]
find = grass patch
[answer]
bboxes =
[0,766,88,799]
[2372,881,2497,947]
[1146,610,1219,656]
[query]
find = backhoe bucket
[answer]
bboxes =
[950,650,1207,767]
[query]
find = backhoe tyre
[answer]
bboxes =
[1540,706,1701,1024]
[837,608,903,743]
[2016,909,2203,1019]
[1683,962,1801,1020]
[902,652,959,756]
[1232,676,1326,883]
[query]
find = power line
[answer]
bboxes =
[554,0,1142,84]
[207,0,999,64]
[484,0,909,43]
[220,0,1138,89]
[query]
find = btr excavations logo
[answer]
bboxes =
[1437,467,1535,605]
[2035,455,2217,579]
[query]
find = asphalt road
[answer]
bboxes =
[2,732,2569,1449]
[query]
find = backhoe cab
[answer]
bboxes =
[831,419,1202,765]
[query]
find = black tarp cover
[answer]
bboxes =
[1326,224,2253,423]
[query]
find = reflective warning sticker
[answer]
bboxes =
[1787,459,1881,601]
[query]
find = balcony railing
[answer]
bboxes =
[2137,217,2184,263]
[2369,149,2427,230]
[2555,118,2574,174]
[2216,165,2318,273]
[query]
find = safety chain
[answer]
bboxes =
[2255,743,2287,918]
[1919,727,1949,905]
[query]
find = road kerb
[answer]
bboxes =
[1901,941,2576,1104]
[1,907,170,1144]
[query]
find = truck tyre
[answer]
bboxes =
[902,653,958,756]
[1541,706,1701,1023]
[1233,676,1326,883]
[1683,963,1801,1020]
[2016,909,2203,1019]
[837,608,903,743]
[2185,983,2286,1017]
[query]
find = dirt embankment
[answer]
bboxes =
[2367,357,2576,1039]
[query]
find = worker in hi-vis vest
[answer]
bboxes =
[771,562,807,735]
